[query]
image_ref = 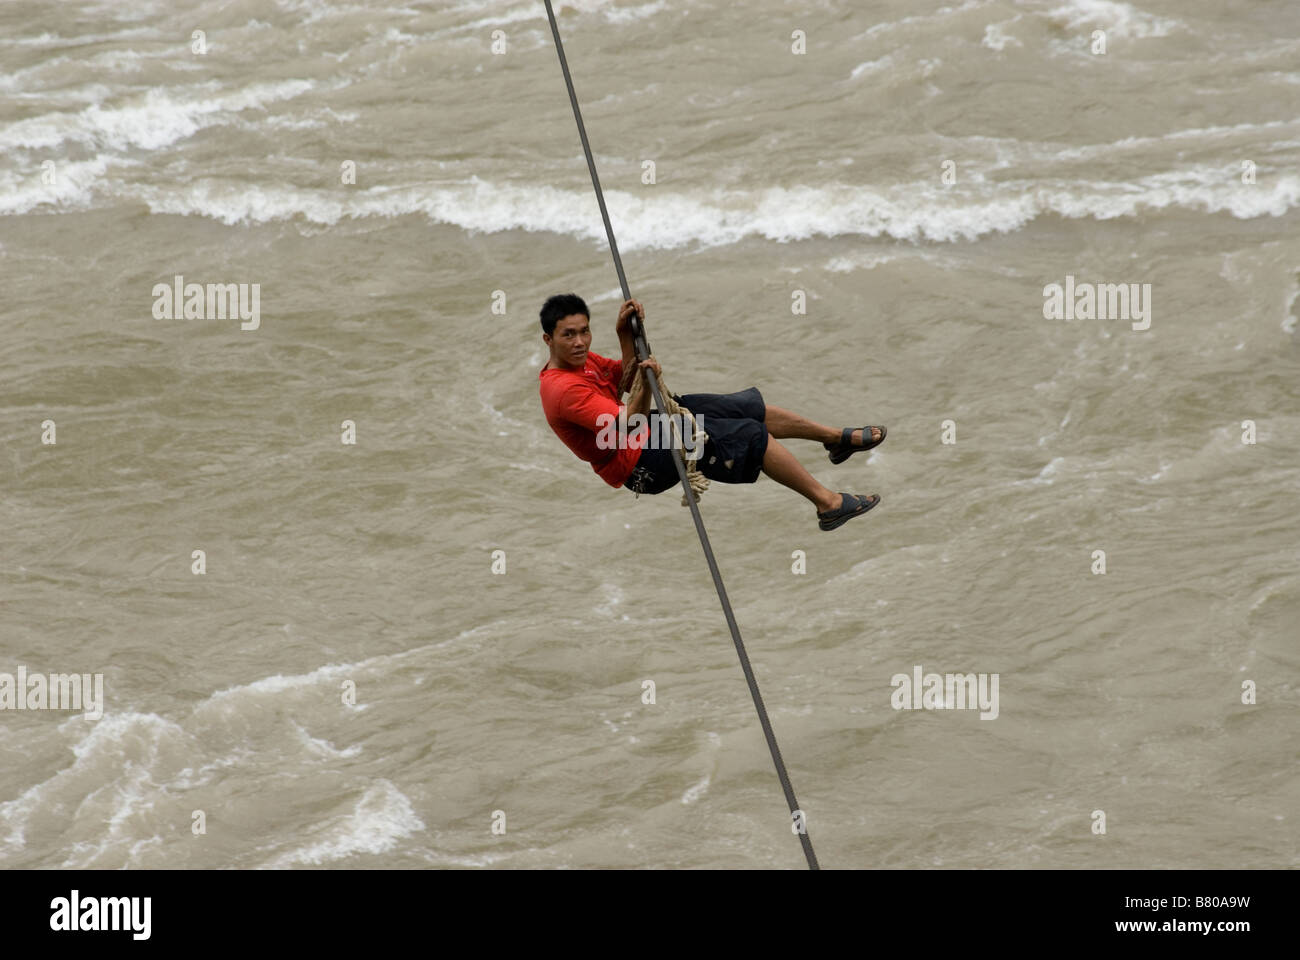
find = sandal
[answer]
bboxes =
[817,492,881,531]
[825,425,886,464]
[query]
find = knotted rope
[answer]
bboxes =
[620,356,709,506]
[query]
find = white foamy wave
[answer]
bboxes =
[293,721,362,759]
[982,18,1024,51]
[432,0,699,40]
[854,0,993,41]
[0,79,316,153]
[681,774,710,804]
[264,779,424,867]
[434,0,571,36]
[1042,170,1300,221]
[606,2,669,24]
[275,0,419,24]
[234,106,359,132]
[5,83,119,107]
[191,637,458,720]
[589,286,627,305]
[137,177,1027,244]
[1284,273,1299,334]
[196,660,358,716]
[84,49,150,74]
[850,55,895,80]
[1053,120,1300,161]
[825,251,906,273]
[37,167,1300,247]
[0,712,186,861]
[0,57,71,93]
[1045,0,1179,39]
[133,180,347,225]
[0,27,157,48]
[0,157,117,216]
[1022,457,1066,486]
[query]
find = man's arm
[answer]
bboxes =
[623,356,661,421]
[615,298,642,371]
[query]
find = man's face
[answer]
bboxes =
[546,313,591,369]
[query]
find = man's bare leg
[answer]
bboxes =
[760,434,844,514]
[765,406,881,446]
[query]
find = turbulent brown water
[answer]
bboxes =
[1,0,1297,869]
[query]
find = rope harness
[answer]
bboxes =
[619,356,710,506]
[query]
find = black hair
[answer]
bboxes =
[539,293,589,336]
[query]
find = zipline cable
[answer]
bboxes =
[541,0,819,871]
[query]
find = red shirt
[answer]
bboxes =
[539,351,647,488]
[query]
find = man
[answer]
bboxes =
[537,293,885,531]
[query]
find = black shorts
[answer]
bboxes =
[622,387,769,496]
